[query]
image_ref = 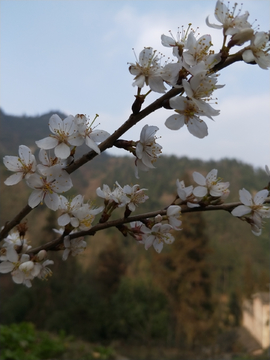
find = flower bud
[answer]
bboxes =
[19,261,34,273]
[155,214,163,223]
[228,28,254,47]
[37,250,47,261]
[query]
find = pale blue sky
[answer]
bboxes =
[1,0,270,168]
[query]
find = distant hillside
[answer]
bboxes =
[0,108,67,155]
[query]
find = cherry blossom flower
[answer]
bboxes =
[228,28,254,47]
[206,0,251,36]
[58,195,103,230]
[161,25,195,60]
[141,223,175,253]
[62,236,87,261]
[183,32,219,69]
[58,195,85,227]
[37,259,54,280]
[165,72,223,138]
[74,114,110,154]
[2,231,32,256]
[165,96,209,138]
[231,188,270,236]
[182,72,224,112]
[73,205,103,231]
[96,184,129,208]
[96,184,114,202]
[129,221,147,242]
[129,47,167,93]
[0,245,32,286]
[26,166,73,210]
[3,145,37,185]
[166,205,182,230]
[37,149,71,176]
[36,114,84,159]
[242,32,270,69]
[135,125,162,178]
[119,183,149,212]
[193,169,230,198]
[176,179,200,208]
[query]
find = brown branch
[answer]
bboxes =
[65,86,183,174]
[27,198,270,255]
[0,205,33,240]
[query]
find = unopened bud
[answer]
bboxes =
[155,214,163,223]
[37,250,47,261]
[228,28,254,47]
[19,261,34,273]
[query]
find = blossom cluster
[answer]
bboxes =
[97,181,149,219]
[3,114,110,209]
[128,168,231,253]
[129,0,270,139]
[0,230,53,287]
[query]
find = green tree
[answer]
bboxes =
[151,210,213,348]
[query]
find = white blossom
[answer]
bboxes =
[74,114,110,154]
[183,32,214,67]
[231,188,270,236]
[2,231,32,254]
[242,32,270,69]
[0,246,31,286]
[135,125,162,178]
[206,0,251,36]
[141,223,175,253]
[176,179,200,208]
[193,169,230,198]
[26,166,73,210]
[62,236,87,260]
[36,149,71,176]
[165,96,209,138]
[3,145,37,185]
[129,47,167,93]
[166,205,182,230]
[58,195,103,230]
[37,259,54,280]
[165,72,223,138]
[119,183,149,212]
[36,114,84,159]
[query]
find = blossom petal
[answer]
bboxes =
[193,186,208,197]
[36,137,58,150]
[0,262,15,273]
[3,156,22,172]
[18,145,33,164]
[193,172,206,186]
[44,192,60,211]
[85,137,101,154]
[28,189,43,208]
[187,118,208,138]
[54,143,71,159]
[239,188,253,206]
[58,213,71,226]
[253,189,269,205]
[231,205,251,217]
[153,240,163,253]
[165,114,185,130]
[4,172,24,186]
